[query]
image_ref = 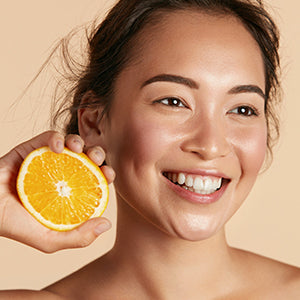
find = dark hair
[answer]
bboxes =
[52,0,280,162]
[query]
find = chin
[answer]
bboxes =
[173,228,220,242]
[170,214,223,242]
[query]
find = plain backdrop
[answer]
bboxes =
[0,0,299,290]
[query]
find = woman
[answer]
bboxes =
[0,0,299,298]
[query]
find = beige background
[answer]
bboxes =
[0,0,299,290]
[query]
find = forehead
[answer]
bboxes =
[123,9,264,85]
[132,9,261,54]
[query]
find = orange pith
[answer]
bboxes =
[17,147,109,231]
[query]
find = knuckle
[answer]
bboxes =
[45,130,61,139]
[65,133,76,140]
[76,234,94,248]
[78,239,91,248]
[51,131,64,141]
[40,243,57,254]
[39,231,60,253]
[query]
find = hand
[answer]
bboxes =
[0,131,115,253]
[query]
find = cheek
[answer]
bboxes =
[127,122,165,165]
[106,112,175,177]
[222,124,267,222]
[234,123,267,177]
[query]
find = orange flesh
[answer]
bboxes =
[23,152,103,225]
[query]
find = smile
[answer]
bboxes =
[163,172,225,195]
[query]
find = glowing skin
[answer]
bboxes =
[95,11,267,241]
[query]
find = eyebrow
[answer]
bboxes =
[141,74,199,89]
[141,73,266,100]
[228,85,266,100]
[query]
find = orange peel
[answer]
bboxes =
[17,146,109,231]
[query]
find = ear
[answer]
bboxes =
[77,92,106,148]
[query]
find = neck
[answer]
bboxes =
[105,199,237,299]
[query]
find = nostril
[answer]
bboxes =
[181,135,231,160]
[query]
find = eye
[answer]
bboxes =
[156,97,187,108]
[229,105,258,117]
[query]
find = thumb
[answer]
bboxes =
[1,131,64,170]
[37,218,112,253]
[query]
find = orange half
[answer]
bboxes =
[17,146,109,231]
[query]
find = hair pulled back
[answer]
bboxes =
[53,0,280,161]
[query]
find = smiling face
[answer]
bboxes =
[92,10,267,241]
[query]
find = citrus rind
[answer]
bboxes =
[17,146,109,231]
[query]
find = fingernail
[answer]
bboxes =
[94,150,104,162]
[72,138,83,152]
[94,221,111,236]
[73,137,80,143]
[56,140,64,151]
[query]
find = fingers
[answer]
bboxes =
[64,134,85,153]
[100,165,115,185]
[0,131,64,169]
[84,147,115,184]
[20,131,65,156]
[43,218,112,253]
[0,130,115,253]
[2,130,113,171]
[64,135,115,182]
[7,213,112,253]
[2,197,113,253]
[85,146,105,166]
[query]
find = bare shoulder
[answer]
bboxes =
[0,289,67,300]
[44,255,111,300]
[42,249,300,299]
[0,258,106,300]
[232,247,300,298]
[43,252,132,300]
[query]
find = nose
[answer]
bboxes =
[180,115,231,161]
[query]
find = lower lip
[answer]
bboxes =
[164,176,228,204]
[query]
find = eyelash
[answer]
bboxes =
[228,105,259,117]
[155,97,187,108]
[154,98,259,118]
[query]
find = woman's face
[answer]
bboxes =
[98,10,267,241]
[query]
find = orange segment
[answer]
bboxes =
[17,146,109,231]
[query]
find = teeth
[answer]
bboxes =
[172,173,177,183]
[216,178,222,189]
[185,175,193,187]
[178,173,185,185]
[194,176,204,190]
[204,177,213,190]
[166,172,223,195]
